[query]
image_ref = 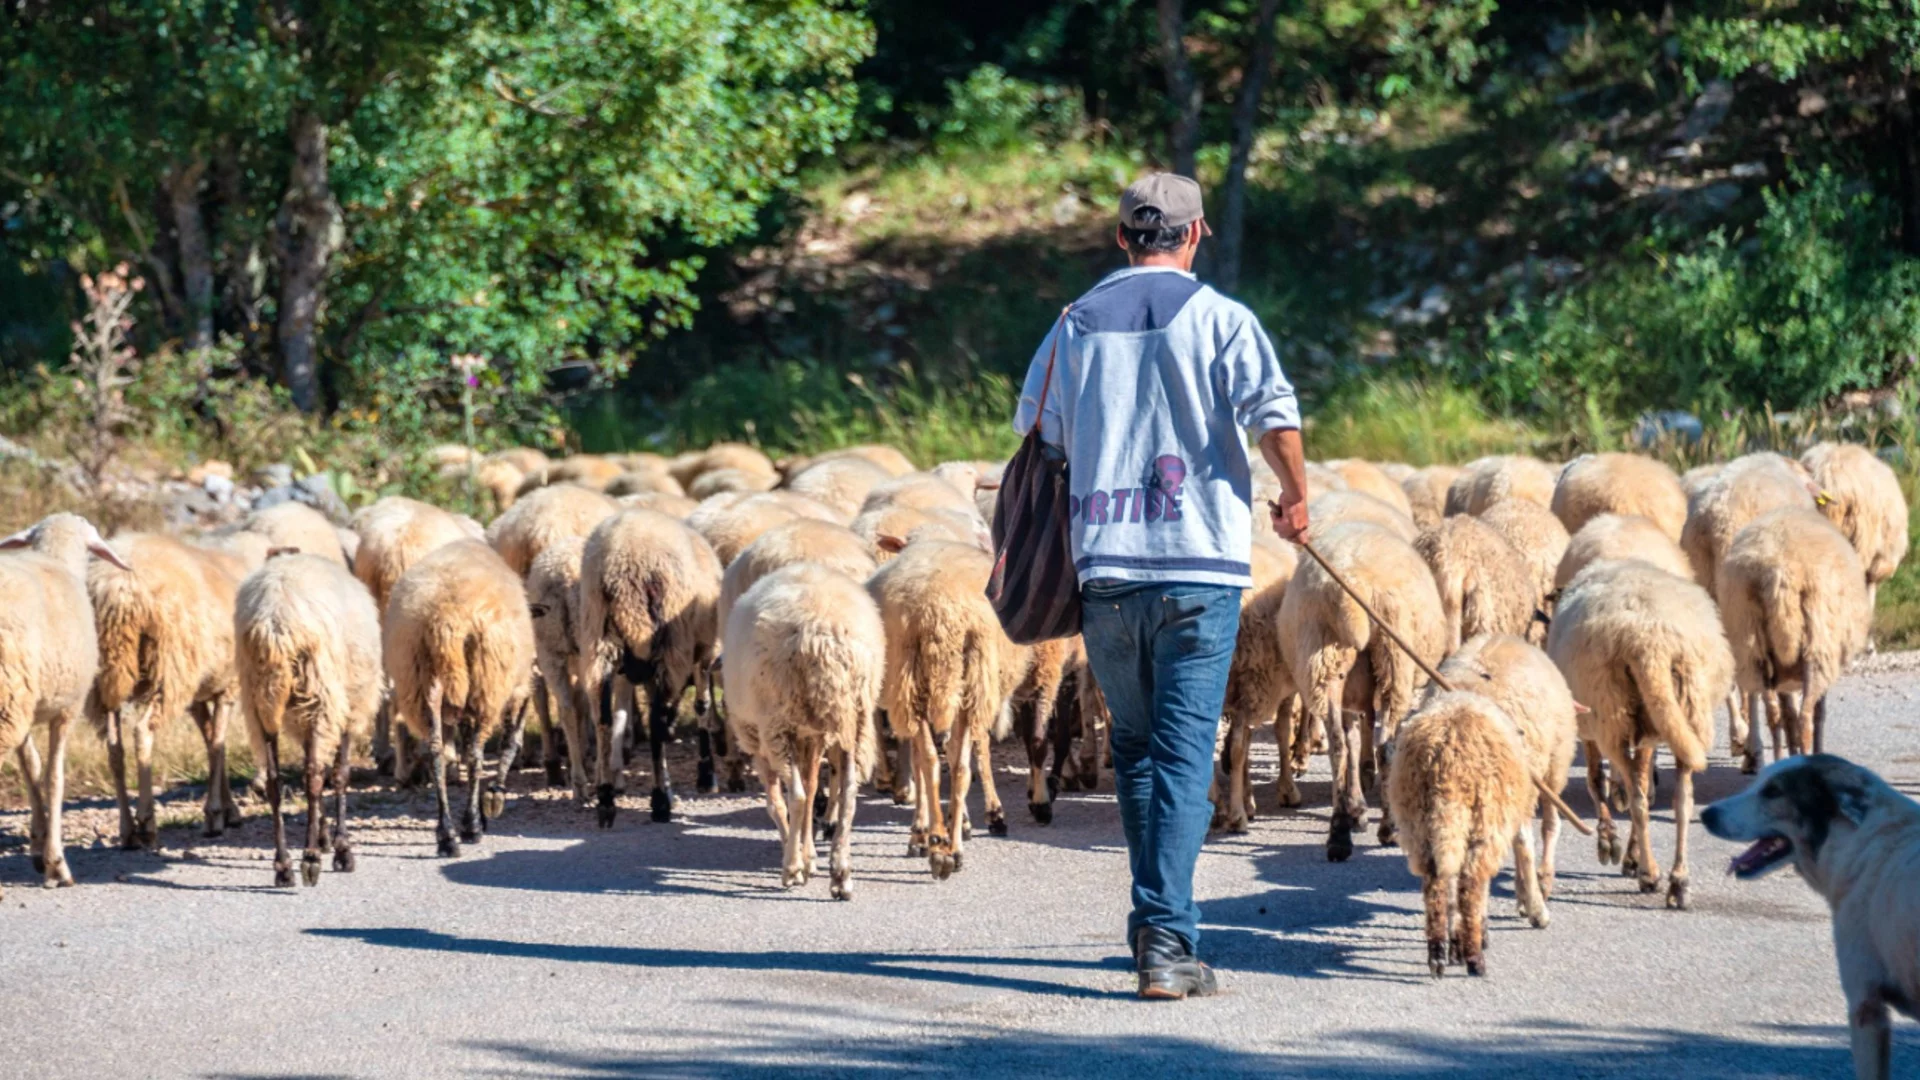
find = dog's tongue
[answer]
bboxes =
[1729,836,1790,877]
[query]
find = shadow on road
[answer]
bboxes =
[306,927,1132,1000]
[427,1013,1900,1078]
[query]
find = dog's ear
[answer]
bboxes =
[1811,755,1875,826]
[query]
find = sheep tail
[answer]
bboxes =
[1628,644,1707,773]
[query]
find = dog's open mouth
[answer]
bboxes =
[1729,834,1792,879]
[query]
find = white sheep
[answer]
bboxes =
[1547,558,1733,908]
[1801,441,1910,616]
[1278,521,1446,859]
[576,509,724,825]
[0,514,127,891]
[384,539,537,857]
[485,482,620,576]
[526,537,594,801]
[1717,507,1870,773]
[1414,514,1536,653]
[1551,452,1689,541]
[722,563,884,898]
[234,551,383,886]
[1554,513,1694,590]
[86,532,254,846]
[1446,455,1558,516]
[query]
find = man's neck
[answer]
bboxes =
[1127,254,1194,272]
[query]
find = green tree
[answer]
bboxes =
[0,0,871,423]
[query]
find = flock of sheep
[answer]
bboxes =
[0,436,1906,976]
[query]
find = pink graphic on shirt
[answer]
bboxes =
[1072,455,1187,526]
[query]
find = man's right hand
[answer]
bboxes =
[1269,497,1309,544]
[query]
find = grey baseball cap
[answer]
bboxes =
[1119,173,1208,231]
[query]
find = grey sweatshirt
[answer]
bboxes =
[1012,266,1300,588]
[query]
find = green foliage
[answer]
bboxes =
[921,65,1085,152]
[1679,1,1920,85]
[1304,378,1543,465]
[1474,170,1920,421]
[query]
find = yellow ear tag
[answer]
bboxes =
[1815,491,1833,508]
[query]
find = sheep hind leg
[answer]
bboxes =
[694,665,720,795]
[1422,873,1449,978]
[1619,743,1659,892]
[485,696,531,824]
[1585,740,1620,865]
[1322,690,1358,863]
[973,732,1007,836]
[936,723,973,878]
[1667,766,1694,910]
[594,675,629,828]
[1457,867,1493,976]
[1539,787,1562,900]
[1274,698,1303,809]
[1023,702,1051,828]
[645,681,676,824]
[1812,694,1829,755]
[1741,692,1767,775]
[16,739,47,876]
[301,722,326,886]
[1512,812,1547,929]
[131,700,161,850]
[330,735,355,872]
[458,717,485,844]
[265,735,293,886]
[427,683,459,857]
[105,707,135,849]
[1215,712,1250,834]
[1727,689,1749,760]
[1775,692,1798,759]
[830,744,859,900]
[533,674,563,788]
[190,700,232,837]
[905,725,933,857]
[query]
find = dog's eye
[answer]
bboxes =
[1761,782,1781,799]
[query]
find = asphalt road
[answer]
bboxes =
[4,661,1919,1079]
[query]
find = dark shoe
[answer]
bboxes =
[1134,927,1220,1000]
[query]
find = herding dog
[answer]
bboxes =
[1702,755,1919,1080]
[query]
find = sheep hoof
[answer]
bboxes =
[1465,956,1486,977]
[725,773,747,794]
[273,860,295,888]
[1638,876,1659,894]
[1028,801,1052,826]
[203,816,225,839]
[1666,878,1689,910]
[596,785,617,829]
[1447,938,1463,966]
[1739,756,1759,776]
[830,876,852,901]
[1276,786,1303,809]
[135,817,158,849]
[42,858,72,889]
[780,868,805,888]
[1046,775,1061,801]
[1326,830,1354,863]
[1376,822,1398,848]
[301,853,322,887]
[31,854,46,875]
[333,848,356,873]
[544,762,567,788]
[436,833,461,859]
[1222,817,1249,836]
[649,789,673,823]
[1428,952,1446,979]
[696,759,718,794]
[223,803,245,828]
[1528,906,1551,930]
[890,786,913,806]
[482,786,506,821]
[928,850,955,880]
[988,812,1008,836]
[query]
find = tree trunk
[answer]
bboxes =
[1214,0,1283,294]
[274,110,341,413]
[166,158,214,352]
[1155,0,1200,179]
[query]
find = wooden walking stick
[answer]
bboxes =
[1281,511,1595,838]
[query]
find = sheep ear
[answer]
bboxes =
[974,478,1001,491]
[1572,701,1592,714]
[267,546,302,559]
[81,523,133,571]
[875,534,908,553]
[0,528,33,550]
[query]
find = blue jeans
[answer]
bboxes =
[1080,579,1241,955]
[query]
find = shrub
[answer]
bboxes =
[921,65,1085,152]
[1472,168,1920,422]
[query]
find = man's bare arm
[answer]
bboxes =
[1258,427,1310,542]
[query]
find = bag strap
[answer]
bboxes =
[1034,305,1072,417]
